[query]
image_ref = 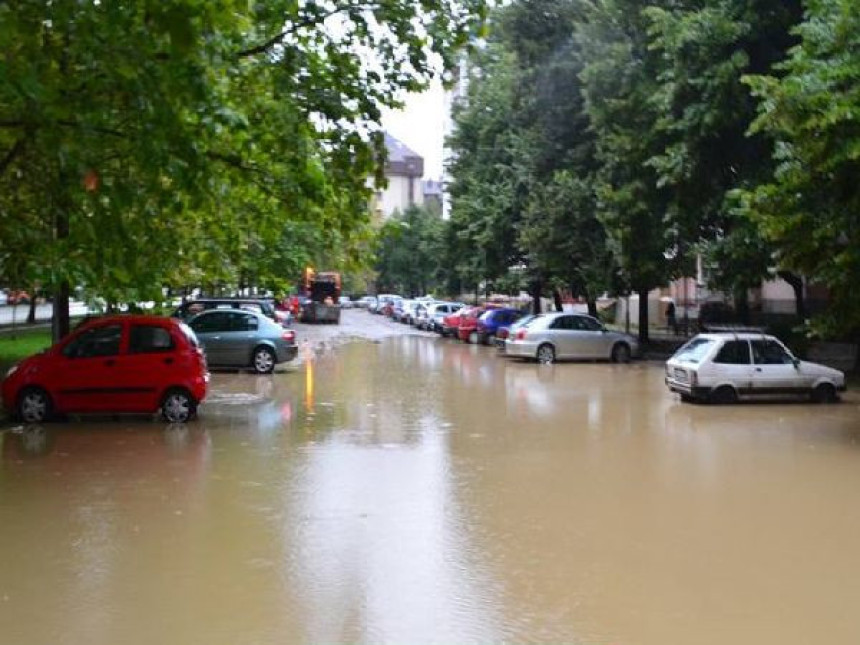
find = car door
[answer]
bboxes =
[751,338,802,393]
[545,316,575,358]
[222,312,261,366]
[117,323,181,411]
[576,315,609,357]
[53,322,125,412]
[710,339,755,394]
[189,311,233,365]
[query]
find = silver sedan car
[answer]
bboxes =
[504,312,638,364]
[187,309,298,373]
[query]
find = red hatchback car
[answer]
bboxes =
[2,315,209,424]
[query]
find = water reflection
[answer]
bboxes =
[2,336,860,645]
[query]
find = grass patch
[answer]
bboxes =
[0,328,53,373]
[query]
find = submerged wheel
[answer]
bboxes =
[811,382,837,404]
[536,343,556,365]
[468,330,479,345]
[17,387,53,423]
[161,389,196,423]
[611,343,632,363]
[252,346,276,374]
[710,385,738,404]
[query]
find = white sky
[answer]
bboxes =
[381,79,446,180]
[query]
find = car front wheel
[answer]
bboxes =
[811,382,838,404]
[17,387,53,423]
[611,343,632,363]
[161,389,196,423]
[253,346,276,374]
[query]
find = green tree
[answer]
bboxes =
[577,0,672,341]
[645,0,802,318]
[374,205,444,296]
[0,0,487,338]
[744,0,860,336]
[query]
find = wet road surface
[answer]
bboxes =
[2,312,860,644]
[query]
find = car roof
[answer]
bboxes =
[694,332,776,341]
[76,314,178,329]
[189,307,266,318]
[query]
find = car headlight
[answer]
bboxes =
[5,364,19,379]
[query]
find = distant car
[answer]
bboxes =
[1,315,209,423]
[6,290,30,305]
[356,296,377,310]
[494,313,537,348]
[665,332,847,403]
[441,308,466,337]
[425,302,464,333]
[476,308,525,345]
[338,296,353,309]
[172,298,286,325]
[504,312,639,364]
[187,309,298,374]
[399,300,422,325]
[457,306,492,343]
[373,294,399,315]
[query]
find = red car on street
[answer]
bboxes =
[2,315,209,424]
[441,308,465,337]
[457,306,489,343]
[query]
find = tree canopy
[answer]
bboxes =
[0,0,487,335]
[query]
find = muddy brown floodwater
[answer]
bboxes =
[2,312,860,645]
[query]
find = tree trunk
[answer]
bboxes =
[638,287,649,344]
[52,282,70,342]
[778,270,806,319]
[587,299,597,317]
[530,279,542,315]
[552,289,563,312]
[26,292,36,324]
[52,208,71,342]
[734,290,750,325]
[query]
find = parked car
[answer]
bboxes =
[2,315,208,423]
[357,296,377,310]
[504,312,639,364]
[494,313,537,348]
[457,306,489,343]
[441,308,466,337]
[665,332,846,404]
[476,308,525,345]
[172,298,286,325]
[373,294,399,315]
[424,302,464,333]
[187,309,298,374]
[399,300,423,325]
[338,296,353,309]
[382,296,403,318]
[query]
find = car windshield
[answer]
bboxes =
[671,337,714,364]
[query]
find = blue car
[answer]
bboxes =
[475,308,526,345]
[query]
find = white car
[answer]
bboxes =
[665,332,846,403]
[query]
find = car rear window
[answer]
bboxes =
[672,337,715,364]
[129,325,175,353]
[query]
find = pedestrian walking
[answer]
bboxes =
[666,300,678,334]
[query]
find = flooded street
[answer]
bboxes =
[3,316,860,644]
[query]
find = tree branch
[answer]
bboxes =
[235,1,379,58]
[0,138,26,177]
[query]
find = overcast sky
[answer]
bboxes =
[380,79,446,180]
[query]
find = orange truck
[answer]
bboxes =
[300,269,341,323]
